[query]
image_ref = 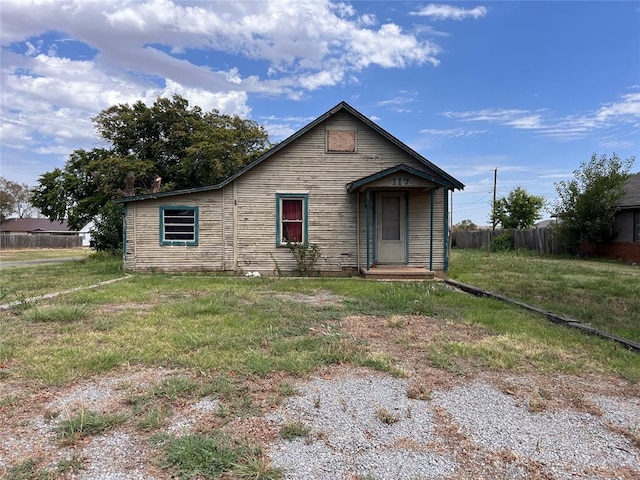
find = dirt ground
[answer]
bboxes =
[1,312,639,479]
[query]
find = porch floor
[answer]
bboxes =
[360,265,435,280]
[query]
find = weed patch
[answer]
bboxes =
[279,421,311,440]
[56,410,126,442]
[375,408,400,425]
[23,305,90,323]
[162,431,282,479]
[4,459,54,480]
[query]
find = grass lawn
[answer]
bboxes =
[1,255,638,386]
[0,247,92,263]
[0,253,124,305]
[448,248,640,343]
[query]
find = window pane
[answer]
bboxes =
[381,197,400,241]
[282,199,303,220]
[165,225,194,233]
[165,209,194,218]
[165,216,194,224]
[283,222,303,243]
[166,233,195,240]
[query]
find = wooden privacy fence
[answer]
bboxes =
[452,228,567,255]
[0,235,82,250]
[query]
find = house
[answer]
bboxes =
[79,221,94,247]
[534,219,556,229]
[114,102,464,276]
[609,172,640,262]
[0,218,78,236]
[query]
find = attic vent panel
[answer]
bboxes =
[327,129,356,152]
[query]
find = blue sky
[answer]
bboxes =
[1,0,638,225]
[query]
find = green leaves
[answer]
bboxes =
[554,153,635,248]
[490,186,545,230]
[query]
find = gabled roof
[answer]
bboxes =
[617,172,640,210]
[346,164,452,193]
[0,218,74,233]
[114,101,464,204]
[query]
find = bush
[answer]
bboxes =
[491,232,514,252]
[287,242,321,276]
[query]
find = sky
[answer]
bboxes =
[1,0,639,226]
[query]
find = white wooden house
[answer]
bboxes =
[114,102,464,276]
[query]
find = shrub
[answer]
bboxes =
[287,242,321,276]
[491,232,514,252]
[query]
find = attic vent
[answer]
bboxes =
[327,129,356,152]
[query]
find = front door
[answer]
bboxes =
[376,193,406,263]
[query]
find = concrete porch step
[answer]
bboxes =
[360,266,435,280]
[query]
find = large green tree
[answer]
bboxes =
[490,186,545,230]
[31,95,271,249]
[554,153,635,250]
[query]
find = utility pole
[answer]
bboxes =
[492,168,497,232]
[488,168,497,256]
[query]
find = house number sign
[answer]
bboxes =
[392,177,410,186]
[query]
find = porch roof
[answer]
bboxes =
[345,163,452,193]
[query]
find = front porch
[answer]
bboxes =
[347,164,453,274]
[360,265,435,280]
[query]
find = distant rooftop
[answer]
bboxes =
[0,218,74,233]
[617,172,640,209]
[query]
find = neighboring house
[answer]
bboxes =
[0,218,78,236]
[534,219,556,229]
[79,221,95,247]
[609,172,640,262]
[114,102,464,276]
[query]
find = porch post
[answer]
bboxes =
[429,188,434,271]
[443,188,449,271]
[405,191,409,263]
[366,187,371,270]
[356,190,360,272]
[122,204,127,263]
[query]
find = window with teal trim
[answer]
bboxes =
[276,193,308,246]
[160,206,198,246]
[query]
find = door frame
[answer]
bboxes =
[374,191,409,264]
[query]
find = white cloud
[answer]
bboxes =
[443,92,640,142]
[411,4,488,21]
[1,0,443,162]
[420,128,487,138]
[595,92,640,122]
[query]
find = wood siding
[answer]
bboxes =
[124,193,225,272]
[124,111,450,273]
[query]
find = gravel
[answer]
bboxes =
[77,432,155,480]
[268,374,640,480]
[2,369,639,479]
[166,396,219,435]
[431,382,640,479]
[268,374,456,480]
